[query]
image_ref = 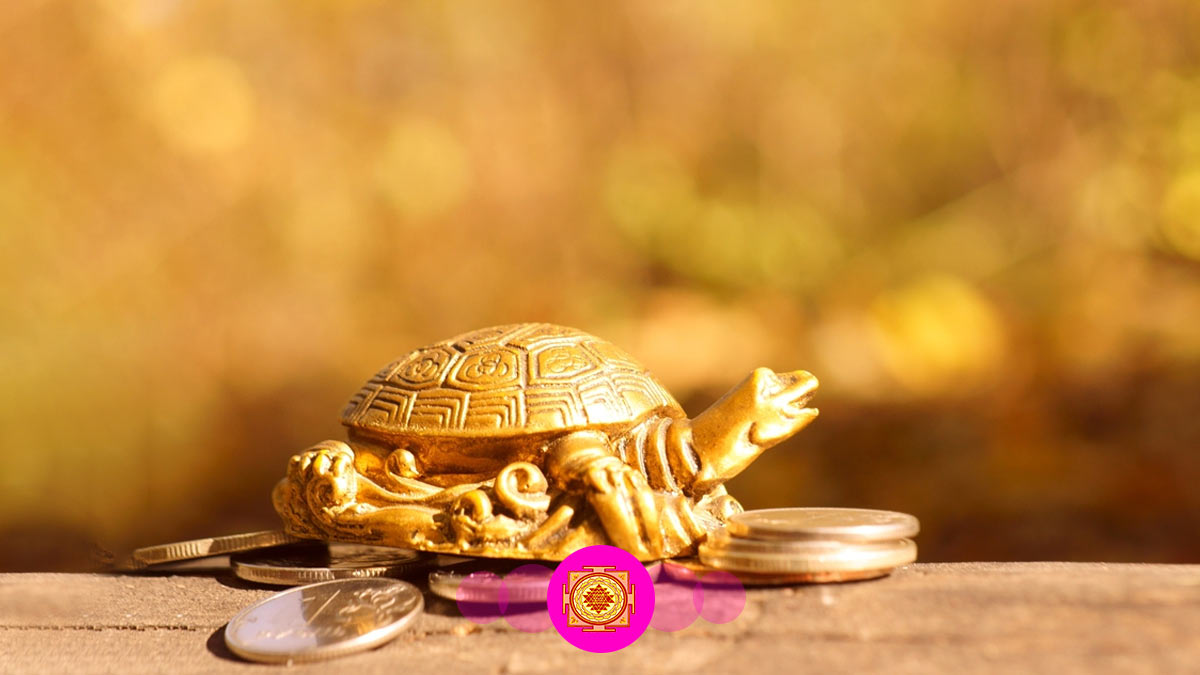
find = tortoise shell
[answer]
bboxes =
[342,323,682,439]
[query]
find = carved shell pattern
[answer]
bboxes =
[341,324,682,438]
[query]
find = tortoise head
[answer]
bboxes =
[689,367,819,493]
[743,367,820,446]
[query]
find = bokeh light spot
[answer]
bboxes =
[869,274,1005,395]
[375,117,471,220]
[1175,111,1200,161]
[148,54,255,156]
[1160,170,1200,260]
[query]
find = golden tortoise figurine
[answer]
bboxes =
[274,323,818,560]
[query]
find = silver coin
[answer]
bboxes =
[726,508,919,542]
[700,535,917,574]
[231,542,431,586]
[224,578,423,664]
[120,530,303,570]
[658,557,893,585]
[429,563,553,604]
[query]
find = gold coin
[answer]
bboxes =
[121,530,304,570]
[224,578,423,664]
[726,507,919,542]
[232,542,432,586]
[658,558,892,586]
[699,535,916,574]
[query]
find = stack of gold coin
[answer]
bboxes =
[697,507,919,583]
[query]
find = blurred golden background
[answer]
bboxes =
[3,0,1199,570]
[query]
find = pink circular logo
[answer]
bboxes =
[547,545,655,653]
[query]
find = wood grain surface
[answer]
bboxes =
[1,563,1197,674]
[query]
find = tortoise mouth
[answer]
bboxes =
[782,398,818,419]
[766,371,818,418]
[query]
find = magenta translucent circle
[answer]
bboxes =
[502,564,553,633]
[547,545,655,653]
[649,579,699,632]
[455,571,506,623]
[695,571,746,624]
[504,605,553,632]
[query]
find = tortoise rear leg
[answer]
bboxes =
[273,441,445,546]
[273,441,360,527]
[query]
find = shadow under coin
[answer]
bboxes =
[206,625,243,664]
[423,589,466,617]
[214,573,280,591]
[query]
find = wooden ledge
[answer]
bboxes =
[1,562,1197,673]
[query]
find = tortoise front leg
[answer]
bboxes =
[545,431,666,559]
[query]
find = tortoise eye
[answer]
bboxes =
[754,369,784,398]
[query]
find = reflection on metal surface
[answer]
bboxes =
[223,578,423,663]
[121,531,300,570]
[726,507,920,542]
[231,542,432,586]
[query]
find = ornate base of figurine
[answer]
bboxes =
[272,438,740,561]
